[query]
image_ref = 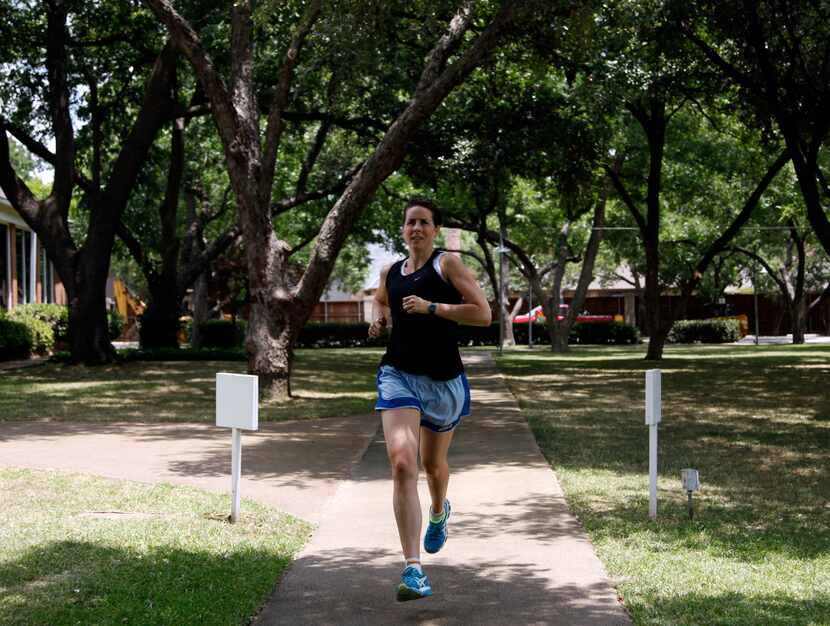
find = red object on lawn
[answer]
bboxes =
[514,304,614,324]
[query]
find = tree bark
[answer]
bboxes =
[791,297,807,344]
[546,228,570,352]
[503,296,523,346]
[550,172,610,353]
[190,269,210,349]
[145,0,524,399]
[0,9,177,363]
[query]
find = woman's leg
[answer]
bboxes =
[382,408,422,561]
[420,427,455,517]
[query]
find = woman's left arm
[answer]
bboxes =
[401,254,492,326]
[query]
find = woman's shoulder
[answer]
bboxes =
[437,250,466,274]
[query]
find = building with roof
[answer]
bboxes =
[0,191,65,310]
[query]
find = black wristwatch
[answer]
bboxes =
[427,302,438,315]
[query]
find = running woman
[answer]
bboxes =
[368,197,492,601]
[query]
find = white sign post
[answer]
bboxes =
[645,369,661,520]
[216,373,259,523]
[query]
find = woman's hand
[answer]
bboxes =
[368,316,388,337]
[402,295,430,315]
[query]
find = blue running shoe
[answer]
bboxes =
[424,499,451,554]
[396,565,432,602]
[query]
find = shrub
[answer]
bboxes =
[24,317,54,353]
[199,319,247,349]
[108,310,125,340]
[571,321,641,345]
[668,319,741,344]
[9,304,121,343]
[139,312,181,348]
[116,347,246,362]
[296,322,386,348]
[0,318,33,360]
[608,321,641,344]
[9,303,68,342]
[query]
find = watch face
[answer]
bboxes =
[428,303,437,314]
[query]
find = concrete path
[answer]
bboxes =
[0,416,377,525]
[1,352,630,624]
[253,353,630,625]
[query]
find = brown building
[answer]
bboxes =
[0,192,65,311]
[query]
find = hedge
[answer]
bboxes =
[164,319,643,351]
[199,319,247,349]
[0,318,34,359]
[668,318,741,344]
[9,303,68,342]
[571,321,641,345]
[8,303,123,346]
[286,321,639,348]
[138,312,181,349]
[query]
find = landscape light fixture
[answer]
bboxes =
[681,468,701,520]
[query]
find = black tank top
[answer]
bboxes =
[380,249,464,380]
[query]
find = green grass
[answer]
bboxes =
[0,348,383,422]
[0,468,312,626]
[496,343,830,626]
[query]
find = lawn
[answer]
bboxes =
[496,343,830,626]
[0,348,383,422]
[0,468,311,626]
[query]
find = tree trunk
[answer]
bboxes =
[246,306,299,401]
[643,235,666,360]
[65,260,115,363]
[140,279,181,349]
[148,0,522,399]
[503,297,523,347]
[551,175,610,353]
[551,325,570,352]
[190,269,210,349]
[791,297,807,344]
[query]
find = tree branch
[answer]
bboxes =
[260,0,322,207]
[415,1,475,96]
[809,282,830,311]
[691,150,790,283]
[727,246,788,295]
[295,118,332,196]
[272,162,362,216]
[46,0,74,216]
[679,20,757,92]
[605,162,647,234]
[142,0,240,155]
[116,221,153,279]
[280,110,387,135]
[179,225,241,292]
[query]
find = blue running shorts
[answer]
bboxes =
[375,365,470,432]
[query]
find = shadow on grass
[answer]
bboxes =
[0,417,379,492]
[630,591,830,626]
[256,548,629,626]
[0,349,382,423]
[498,346,830,622]
[0,540,288,626]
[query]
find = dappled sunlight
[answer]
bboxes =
[1,350,381,422]
[497,343,830,590]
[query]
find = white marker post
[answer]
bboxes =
[216,373,259,523]
[645,369,661,520]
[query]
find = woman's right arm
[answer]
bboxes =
[368,264,392,338]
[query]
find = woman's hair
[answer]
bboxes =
[403,196,442,227]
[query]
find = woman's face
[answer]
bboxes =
[402,205,439,252]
